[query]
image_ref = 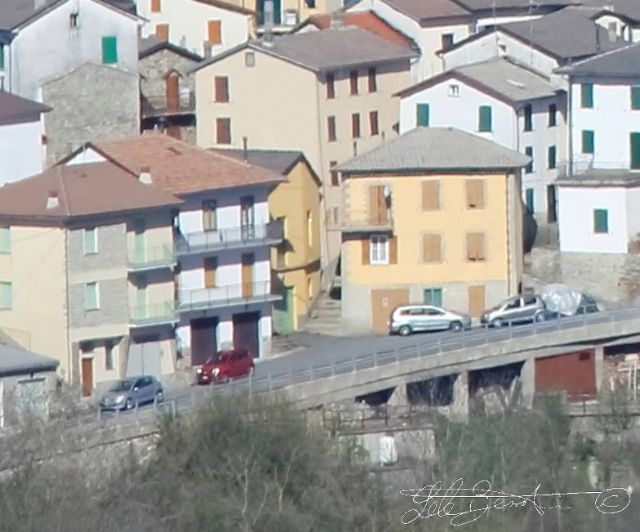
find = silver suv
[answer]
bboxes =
[389,305,471,336]
[481,294,546,327]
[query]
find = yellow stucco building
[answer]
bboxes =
[338,127,528,333]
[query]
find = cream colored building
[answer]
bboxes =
[338,127,528,333]
[194,26,416,271]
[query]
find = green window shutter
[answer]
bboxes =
[0,282,12,310]
[631,133,640,169]
[525,146,533,173]
[582,130,595,154]
[524,104,532,131]
[525,188,535,214]
[548,145,557,169]
[632,87,640,110]
[581,83,593,108]
[83,228,97,254]
[85,282,99,310]
[424,288,442,307]
[593,209,608,234]
[0,227,10,254]
[102,36,118,64]
[478,105,492,132]
[416,103,430,127]
[0,44,4,70]
[548,103,557,127]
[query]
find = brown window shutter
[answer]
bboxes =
[468,285,485,317]
[369,111,379,136]
[208,20,222,44]
[466,179,485,208]
[214,76,229,102]
[155,23,169,41]
[423,234,441,262]
[216,118,231,144]
[361,238,370,265]
[477,233,485,260]
[389,236,398,264]
[350,70,358,95]
[327,116,336,142]
[422,181,440,210]
[467,232,485,261]
[151,0,161,12]
[368,67,377,92]
[352,113,360,139]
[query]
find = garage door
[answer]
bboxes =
[190,318,218,366]
[371,289,409,334]
[233,312,260,358]
[127,337,163,378]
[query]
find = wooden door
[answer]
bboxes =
[468,285,486,317]
[371,289,409,333]
[233,312,260,358]
[204,257,217,288]
[190,318,218,366]
[165,72,179,110]
[81,358,93,397]
[368,186,388,224]
[241,253,254,298]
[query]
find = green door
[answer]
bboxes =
[631,133,640,169]
[273,285,294,335]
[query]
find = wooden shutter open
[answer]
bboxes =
[361,238,370,265]
[423,234,441,262]
[208,20,222,44]
[422,181,440,210]
[389,236,397,264]
[466,179,485,209]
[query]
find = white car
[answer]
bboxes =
[389,305,472,336]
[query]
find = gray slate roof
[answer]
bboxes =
[582,0,640,22]
[196,26,417,73]
[338,127,530,174]
[139,35,203,61]
[557,42,640,77]
[212,148,305,175]
[456,0,571,10]
[0,90,50,126]
[0,342,58,376]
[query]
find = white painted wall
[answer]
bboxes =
[558,185,629,253]
[136,0,250,57]
[0,120,44,184]
[627,187,640,241]
[594,14,634,43]
[6,0,139,101]
[64,146,106,165]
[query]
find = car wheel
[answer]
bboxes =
[449,321,463,332]
[125,398,134,410]
[398,325,411,336]
[492,318,503,328]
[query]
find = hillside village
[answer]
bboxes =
[1,0,640,425]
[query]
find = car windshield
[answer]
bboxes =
[109,379,134,392]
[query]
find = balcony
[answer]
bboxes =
[128,244,176,272]
[557,158,640,186]
[177,220,284,256]
[141,93,195,119]
[130,302,177,327]
[340,209,393,233]
[178,281,281,313]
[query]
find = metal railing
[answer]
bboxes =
[176,220,284,255]
[557,157,639,178]
[141,93,194,118]
[178,281,280,312]
[127,244,176,271]
[130,301,177,327]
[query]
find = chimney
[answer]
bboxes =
[139,165,152,184]
[242,136,248,162]
[263,0,274,46]
[34,0,47,10]
[46,191,59,209]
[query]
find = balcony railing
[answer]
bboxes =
[130,302,177,327]
[177,220,284,255]
[128,244,176,272]
[340,209,393,233]
[141,93,195,118]
[178,281,281,312]
[557,157,639,179]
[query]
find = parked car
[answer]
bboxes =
[481,294,546,327]
[544,297,601,320]
[196,349,254,384]
[389,305,472,336]
[99,375,163,411]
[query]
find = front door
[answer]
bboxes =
[190,318,218,366]
[233,312,260,358]
[241,253,254,298]
[81,358,93,397]
[165,71,179,110]
[371,289,409,333]
[468,285,485,317]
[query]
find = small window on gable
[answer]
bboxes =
[70,12,79,28]
[102,36,118,64]
[245,51,255,67]
[448,84,459,97]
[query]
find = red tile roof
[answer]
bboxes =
[306,11,413,48]
[94,132,285,196]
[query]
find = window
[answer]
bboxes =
[632,87,640,110]
[524,104,533,132]
[83,227,98,255]
[525,146,533,173]
[466,233,485,261]
[240,196,255,231]
[155,23,169,41]
[327,116,336,142]
[631,133,640,169]
[423,234,442,262]
[151,0,161,11]
[525,188,535,214]
[84,282,99,310]
[0,227,10,254]
[416,103,430,127]
[216,118,231,144]
[352,113,360,139]
[369,235,389,265]
[548,145,557,169]
[330,161,339,186]
[349,70,358,95]
[214,76,229,102]
[422,180,440,210]
[593,209,608,234]
[101,36,118,64]
[465,179,485,209]
[448,84,459,97]
[368,67,377,93]
[0,282,12,310]
[581,83,594,108]
[204,256,217,288]
[326,72,335,99]
[478,105,492,132]
[369,111,379,136]
[305,0,316,7]
[245,51,255,67]
[582,130,595,154]
[208,20,222,44]
[548,103,557,126]
[202,200,217,231]
[441,33,454,50]
[506,298,521,310]
[547,184,557,223]
[424,288,443,307]
[0,44,4,70]
[306,210,313,247]
[105,341,115,371]
[70,12,79,28]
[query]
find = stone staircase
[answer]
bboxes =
[301,284,344,336]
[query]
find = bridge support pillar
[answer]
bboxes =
[595,346,604,394]
[451,371,469,421]
[520,357,535,408]
[388,383,409,407]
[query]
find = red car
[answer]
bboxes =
[196,349,254,384]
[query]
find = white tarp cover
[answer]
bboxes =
[539,284,583,316]
[379,435,398,466]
